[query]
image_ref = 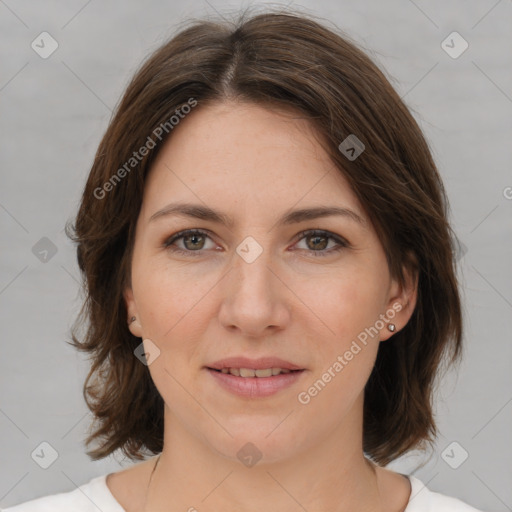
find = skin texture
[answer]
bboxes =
[111,101,418,512]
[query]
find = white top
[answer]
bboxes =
[2,473,484,511]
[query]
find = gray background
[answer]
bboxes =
[1,0,511,510]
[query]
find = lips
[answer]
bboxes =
[213,367,298,377]
[207,356,304,372]
[205,356,306,397]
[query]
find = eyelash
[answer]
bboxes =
[162,229,349,258]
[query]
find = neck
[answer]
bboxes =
[144,405,385,512]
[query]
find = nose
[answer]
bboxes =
[218,243,291,338]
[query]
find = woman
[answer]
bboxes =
[5,8,484,512]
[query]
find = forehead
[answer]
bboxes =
[142,101,364,222]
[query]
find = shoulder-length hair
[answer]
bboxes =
[66,8,463,466]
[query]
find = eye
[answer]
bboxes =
[292,229,349,257]
[163,229,217,257]
[162,228,349,258]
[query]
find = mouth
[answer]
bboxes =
[207,367,304,377]
[205,359,306,397]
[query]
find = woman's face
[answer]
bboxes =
[125,101,416,463]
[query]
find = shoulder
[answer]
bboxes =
[2,474,125,512]
[406,475,485,512]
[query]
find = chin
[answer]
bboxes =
[205,420,309,467]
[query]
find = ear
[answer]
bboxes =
[379,253,419,342]
[124,286,143,338]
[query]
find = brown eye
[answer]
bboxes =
[182,232,206,250]
[306,233,329,251]
[163,229,215,257]
[294,230,349,257]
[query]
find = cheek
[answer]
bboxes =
[294,287,380,424]
[292,265,386,405]
[132,262,218,415]
[300,265,387,349]
[133,255,218,343]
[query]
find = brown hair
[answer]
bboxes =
[66,7,463,466]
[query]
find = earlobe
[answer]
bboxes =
[380,255,419,342]
[128,316,143,337]
[378,302,402,342]
[124,286,143,337]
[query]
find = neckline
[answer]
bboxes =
[92,473,127,511]
[403,474,430,511]
[100,472,428,512]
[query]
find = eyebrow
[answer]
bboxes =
[149,202,366,228]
